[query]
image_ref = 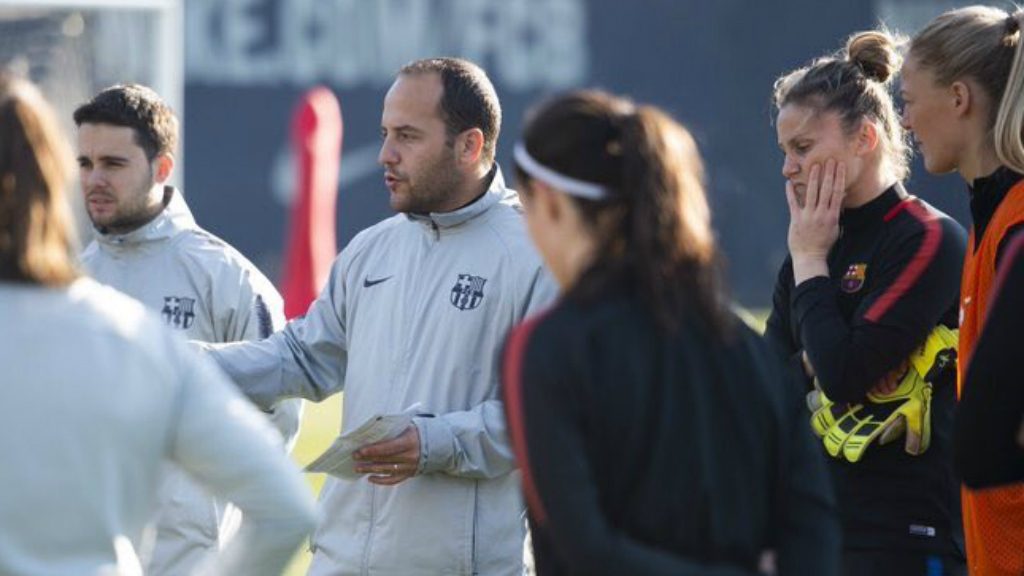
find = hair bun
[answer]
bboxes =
[846,30,902,83]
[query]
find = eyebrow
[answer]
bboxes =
[385,125,424,135]
[779,135,811,149]
[77,154,131,164]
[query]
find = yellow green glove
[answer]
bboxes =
[807,325,958,463]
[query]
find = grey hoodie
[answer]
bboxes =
[81,187,302,575]
[204,168,557,575]
[0,278,316,576]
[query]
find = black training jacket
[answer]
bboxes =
[764,184,967,557]
[503,285,840,576]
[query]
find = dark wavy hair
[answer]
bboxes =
[515,90,731,336]
[0,73,78,286]
[73,83,178,161]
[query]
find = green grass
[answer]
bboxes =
[283,394,343,576]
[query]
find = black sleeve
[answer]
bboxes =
[763,258,813,391]
[957,231,1024,488]
[995,222,1024,269]
[760,339,841,576]
[793,215,966,403]
[501,318,757,576]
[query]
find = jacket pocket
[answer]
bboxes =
[368,475,477,574]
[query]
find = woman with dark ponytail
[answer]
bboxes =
[766,31,967,575]
[901,6,1024,574]
[501,90,839,575]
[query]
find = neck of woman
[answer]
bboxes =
[845,168,896,209]
[958,139,1003,184]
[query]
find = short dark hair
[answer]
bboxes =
[73,84,178,161]
[399,57,501,163]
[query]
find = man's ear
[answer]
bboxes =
[153,153,175,183]
[455,128,485,167]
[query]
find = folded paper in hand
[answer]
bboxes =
[304,403,421,479]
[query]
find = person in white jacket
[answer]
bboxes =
[0,71,316,576]
[73,83,303,575]
[202,57,557,575]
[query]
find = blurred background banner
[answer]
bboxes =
[0,0,990,305]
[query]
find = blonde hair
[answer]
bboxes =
[908,6,1024,172]
[0,73,78,286]
[774,30,911,182]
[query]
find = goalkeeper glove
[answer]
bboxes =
[807,325,958,463]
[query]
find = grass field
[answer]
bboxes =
[279,308,769,574]
[283,394,343,575]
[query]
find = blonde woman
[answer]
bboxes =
[901,6,1024,574]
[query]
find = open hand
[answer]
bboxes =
[788,159,846,284]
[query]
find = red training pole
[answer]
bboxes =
[281,86,342,319]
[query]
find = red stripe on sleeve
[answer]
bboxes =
[502,313,549,525]
[865,201,943,322]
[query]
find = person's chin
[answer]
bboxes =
[86,212,113,229]
[923,155,956,176]
[388,191,411,213]
[792,187,807,208]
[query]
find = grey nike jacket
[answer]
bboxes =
[203,168,557,575]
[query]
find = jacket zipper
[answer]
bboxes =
[361,222,437,574]
[360,484,377,575]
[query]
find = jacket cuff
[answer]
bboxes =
[413,416,455,474]
[790,276,833,331]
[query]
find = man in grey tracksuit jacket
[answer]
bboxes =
[81,186,302,575]
[203,163,556,574]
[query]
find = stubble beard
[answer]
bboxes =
[89,171,164,234]
[398,149,462,215]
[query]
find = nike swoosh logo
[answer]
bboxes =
[363,276,392,288]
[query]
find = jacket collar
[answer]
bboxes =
[969,166,1024,241]
[94,186,196,247]
[405,166,510,230]
[839,182,906,232]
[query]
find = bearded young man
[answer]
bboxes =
[75,84,302,576]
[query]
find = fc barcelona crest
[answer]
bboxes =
[161,296,197,329]
[841,263,867,293]
[450,274,487,311]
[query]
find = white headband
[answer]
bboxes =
[513,142,610,200]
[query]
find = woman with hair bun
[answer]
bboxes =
[765,31,967,575]
[501,89,840,576]
[902,6,1024,574]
